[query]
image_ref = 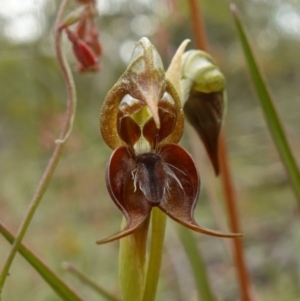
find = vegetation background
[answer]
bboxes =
[0,0,300,300]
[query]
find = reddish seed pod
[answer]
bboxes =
[66,28,99,72]
[86,26,102,56]
[75,11,88,39]
[75,0,95,4]
[73,40,99,71]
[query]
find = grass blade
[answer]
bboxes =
[178,227,216,301]
[0,222,85,301]
[63,263,120,301]
[231,4,300,205]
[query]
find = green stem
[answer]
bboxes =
[0,0,76,295]
[178,227,216,301]
[63,263,120,301]
[119,217,149,301]
[231,4,300,206]
[142,208,167,301]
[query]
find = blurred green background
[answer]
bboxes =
[1,0,300,300]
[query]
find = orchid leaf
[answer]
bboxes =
[231,4,300,205]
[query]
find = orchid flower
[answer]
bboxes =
[98,37,241,244]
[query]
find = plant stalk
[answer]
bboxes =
[0,0,76,296]
[142,208,167,301]
[119,216,149,301]
[63,262,120,301]
[219,134,252,301]
[186,0,253,300]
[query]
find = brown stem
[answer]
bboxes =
[187,125,232,256]
[186,0,253,300]
[219,135,252,301]
[187,0,208,50]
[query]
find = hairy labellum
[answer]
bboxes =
[97,143,241,244]
[134,153,166,204]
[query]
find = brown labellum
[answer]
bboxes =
[97,143,242,244]
[134,153,166,205]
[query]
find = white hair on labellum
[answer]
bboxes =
[165,162,187,176]
[164,164,184,190]
[131,168,138,192]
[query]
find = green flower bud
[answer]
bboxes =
[181,50,227,175]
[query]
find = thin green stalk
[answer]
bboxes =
[293,216,300,290]
[178,227,216,301]
[185,1,253,301]
[231,4,300,206]
[142,208,167,301]
[63,263,120,301]
[0,222,85,301]
[0,0,76,295]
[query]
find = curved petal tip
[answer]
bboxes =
[96,215,150,245]
[181,220,244,238]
